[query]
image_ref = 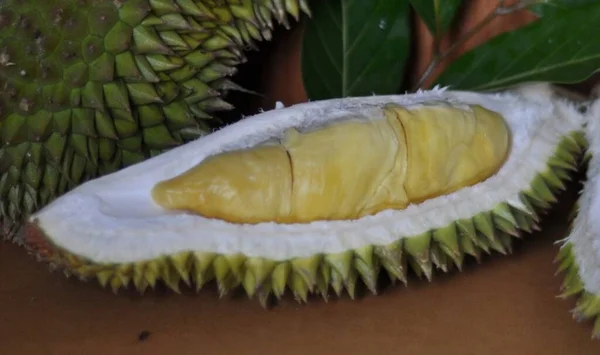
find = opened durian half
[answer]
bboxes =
[20,83,599,334]
[556,97,600,339]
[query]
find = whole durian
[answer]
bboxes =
[0,0,310,238]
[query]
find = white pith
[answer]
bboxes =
[565,98,600,296]
[30,83,587,264]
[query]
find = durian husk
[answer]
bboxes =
[555,242,600,339]
[20,130,587,307]
[0,0,311,239]
[555,115,600,339]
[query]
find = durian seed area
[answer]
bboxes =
[151,104,511,224]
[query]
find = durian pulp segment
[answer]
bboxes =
[152,144,295,224]
[391,104,510,204]
[150,104,510,224]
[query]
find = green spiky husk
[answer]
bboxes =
[555,241,600,339]
[555,143,600,340]
[19,130,587,306]
[0,0,311,238]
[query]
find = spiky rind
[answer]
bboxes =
[555,133,600,340]
[0,0,311,239]
[20,130,585,305]
[555,242,600,339]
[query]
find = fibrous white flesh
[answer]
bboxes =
[29,83,587,265]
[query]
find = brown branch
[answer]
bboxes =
[412,0,539,91]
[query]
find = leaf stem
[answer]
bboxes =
[412,0,538,91]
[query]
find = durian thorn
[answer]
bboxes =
[344,268,359,300]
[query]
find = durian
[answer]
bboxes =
[0,0,311,238]
[18,83,600,338]
[555,99,600,339]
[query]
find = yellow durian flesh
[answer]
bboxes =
[282,112,408,222]
[150,143,294,224]
[394,104,511,204]
[151,104,510,224]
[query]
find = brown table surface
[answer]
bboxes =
[2,182,600,355]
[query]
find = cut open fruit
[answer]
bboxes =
[556,98,600,339]
[20,83,595,326]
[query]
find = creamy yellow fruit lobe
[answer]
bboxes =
[151,104,510,224]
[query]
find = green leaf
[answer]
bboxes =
[301,0,411,100]
[409,0,463,38]
[529,0,597,16]
[433,3,600,91]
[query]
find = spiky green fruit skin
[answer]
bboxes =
[21,130,585,306]
[0,0,311,238]
[556,140,600,340]
[556,242,600,339]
